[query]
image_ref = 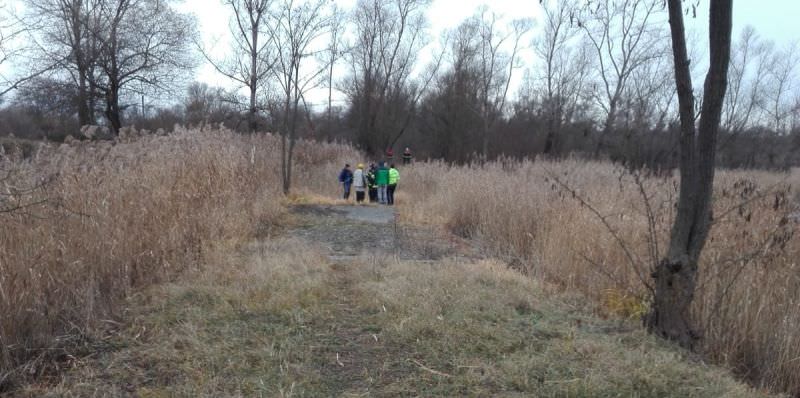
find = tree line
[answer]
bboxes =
[0,0,797,171]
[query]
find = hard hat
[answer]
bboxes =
[357,163,364,169]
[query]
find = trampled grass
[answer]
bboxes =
[17,239,766,397]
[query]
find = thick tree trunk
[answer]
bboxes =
[105,85,122,134]
[69,0,92,126]
[595,102,617,158]
[77,72,91,126]
[646,0,733,348]
[285,91,300,195]
[249,83,257,133]
[543,101,558,155]
[281,91,291,194]
[481,115,490,158]
[87,75,97,123]
[104,14,123,135]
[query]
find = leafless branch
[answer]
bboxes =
[544,166,654,293]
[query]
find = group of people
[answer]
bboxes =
[338,161,400,205]
[338,147,414,205]
[386,147,414,165]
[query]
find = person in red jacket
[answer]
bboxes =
[385,147,394,162]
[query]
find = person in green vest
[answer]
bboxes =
[375,161,389,204]
[387,163,399,205]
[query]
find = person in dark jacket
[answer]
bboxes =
[338,164,353,200]
[402,147,412,165]
[367,163,378,203]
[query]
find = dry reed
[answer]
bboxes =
[2,127,795,394]
[0,126,357,390]
[400,158,800,395]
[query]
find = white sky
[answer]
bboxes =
[185,0,544,108]
[3,0,800,106]
[185,0,800,106]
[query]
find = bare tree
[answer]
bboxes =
[535,0,589,155]
[791,94,800,134]
[323,4,345,134]
[646,0,733,348]
[419,10,529,160]
[23,0,196,132]
[576,0,668,155]
[0,5,12,68]
[184,82,238,127]
[344,0,431,154]
[762,41,799,134]
[90,0,197,133]
[616,47,675,136]
[419,27,482,160]
[470,8,532,157]
[0,3,27,98]
[722,26,771,133]
[201,0,273,133]
[266,0,332,194]
[23,0,103,125]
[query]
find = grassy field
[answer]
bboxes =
[17,233,765,397]
[0,129,794,396]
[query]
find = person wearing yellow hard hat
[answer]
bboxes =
[353,163,367,203]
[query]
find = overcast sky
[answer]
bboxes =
[4,0,799,106]
[184,0,800,105]
[185,0,544,106]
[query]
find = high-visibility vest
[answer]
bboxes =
[388,168,399,185]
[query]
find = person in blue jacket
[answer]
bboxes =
[338,164,353,200]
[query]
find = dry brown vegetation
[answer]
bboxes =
[18,238,763,397]
[400,159,800,394]
[0,127,356,390]
[0,129,792,396]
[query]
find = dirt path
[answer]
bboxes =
[312,261,403,396]
[288,204,473,396]
[289,204,475,262]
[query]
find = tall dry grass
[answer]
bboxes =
[0,126,357,389]
[400,158,800,394]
